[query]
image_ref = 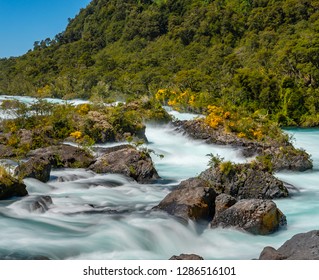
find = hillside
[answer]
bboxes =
[1,0,319,126]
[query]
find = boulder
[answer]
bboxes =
[14,157,51,182]
[89,145,159,183]
[154,178,216,222]
[0,173,28,200]
[259,230,319,260]
[199,164,289,199]
[27,144,94,168]
[169,254,204,260]
[211,199,287,235]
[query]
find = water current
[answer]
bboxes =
[0,96,319,259]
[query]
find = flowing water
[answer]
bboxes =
[1,97,319,260]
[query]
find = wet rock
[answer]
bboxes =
[14,157,51,182]
[259,230,319,260]
[22,196,53,213]
[89,145,159,183]
[211,199,287,235]
[170,254,204,260]
[154,178,217,222]
[200,164,289,199]
[27,144,94,168]
[0,174,28,200]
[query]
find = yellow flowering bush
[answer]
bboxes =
[70,131,82,139]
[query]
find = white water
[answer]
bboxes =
[1,97,319,259]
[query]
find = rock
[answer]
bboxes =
[89,145,159,183]
[259,230,319,260]
[27,144,94,168]
[27,196,53,213]
[14,157,51,182]
[214,194,237,214]
[14,195,53,213]
[0,144,16,158]
[169,254,204,260]
[199,164,289,199]
[173,119,312,172]
[259,246,286,260]
[0,173,28,200]
[85,111,116,142]
[211,199,287,235]
[154,178,217,222]
[268,146,313,172]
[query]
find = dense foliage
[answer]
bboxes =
[0,97,170,157]
[1,0,319,126]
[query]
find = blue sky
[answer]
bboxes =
[0,0,92,58]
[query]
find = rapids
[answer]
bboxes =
[1,97,319,260]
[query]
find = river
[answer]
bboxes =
[0,96,319,259]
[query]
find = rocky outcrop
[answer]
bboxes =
[154,178,217,222]
[173,119,245,145]
[27,144,94,168]
[211,199,287,235]
[173,119,312,172]
[89,145,159,183]
[259,230,319,260]
[267,146,313,172]
[0,144,15,158]
[199,164,289,199]
[169,254,204,260]
[0,174,28,200]
[14,157,51,182]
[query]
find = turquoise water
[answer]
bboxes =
[0,97,319,259]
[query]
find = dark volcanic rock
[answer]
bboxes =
[14,157,51,182]
[259,230,319,260]
[267,146,313,172]
[169,254,204,260]
[0,175,28,200]
[214,194,237,214]
[27,144,94,168]
[211,199,287,235]
[89,145,159,183]
[154,178,217,222]
[199,164,289,199]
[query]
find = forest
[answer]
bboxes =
[1,0,319,126]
